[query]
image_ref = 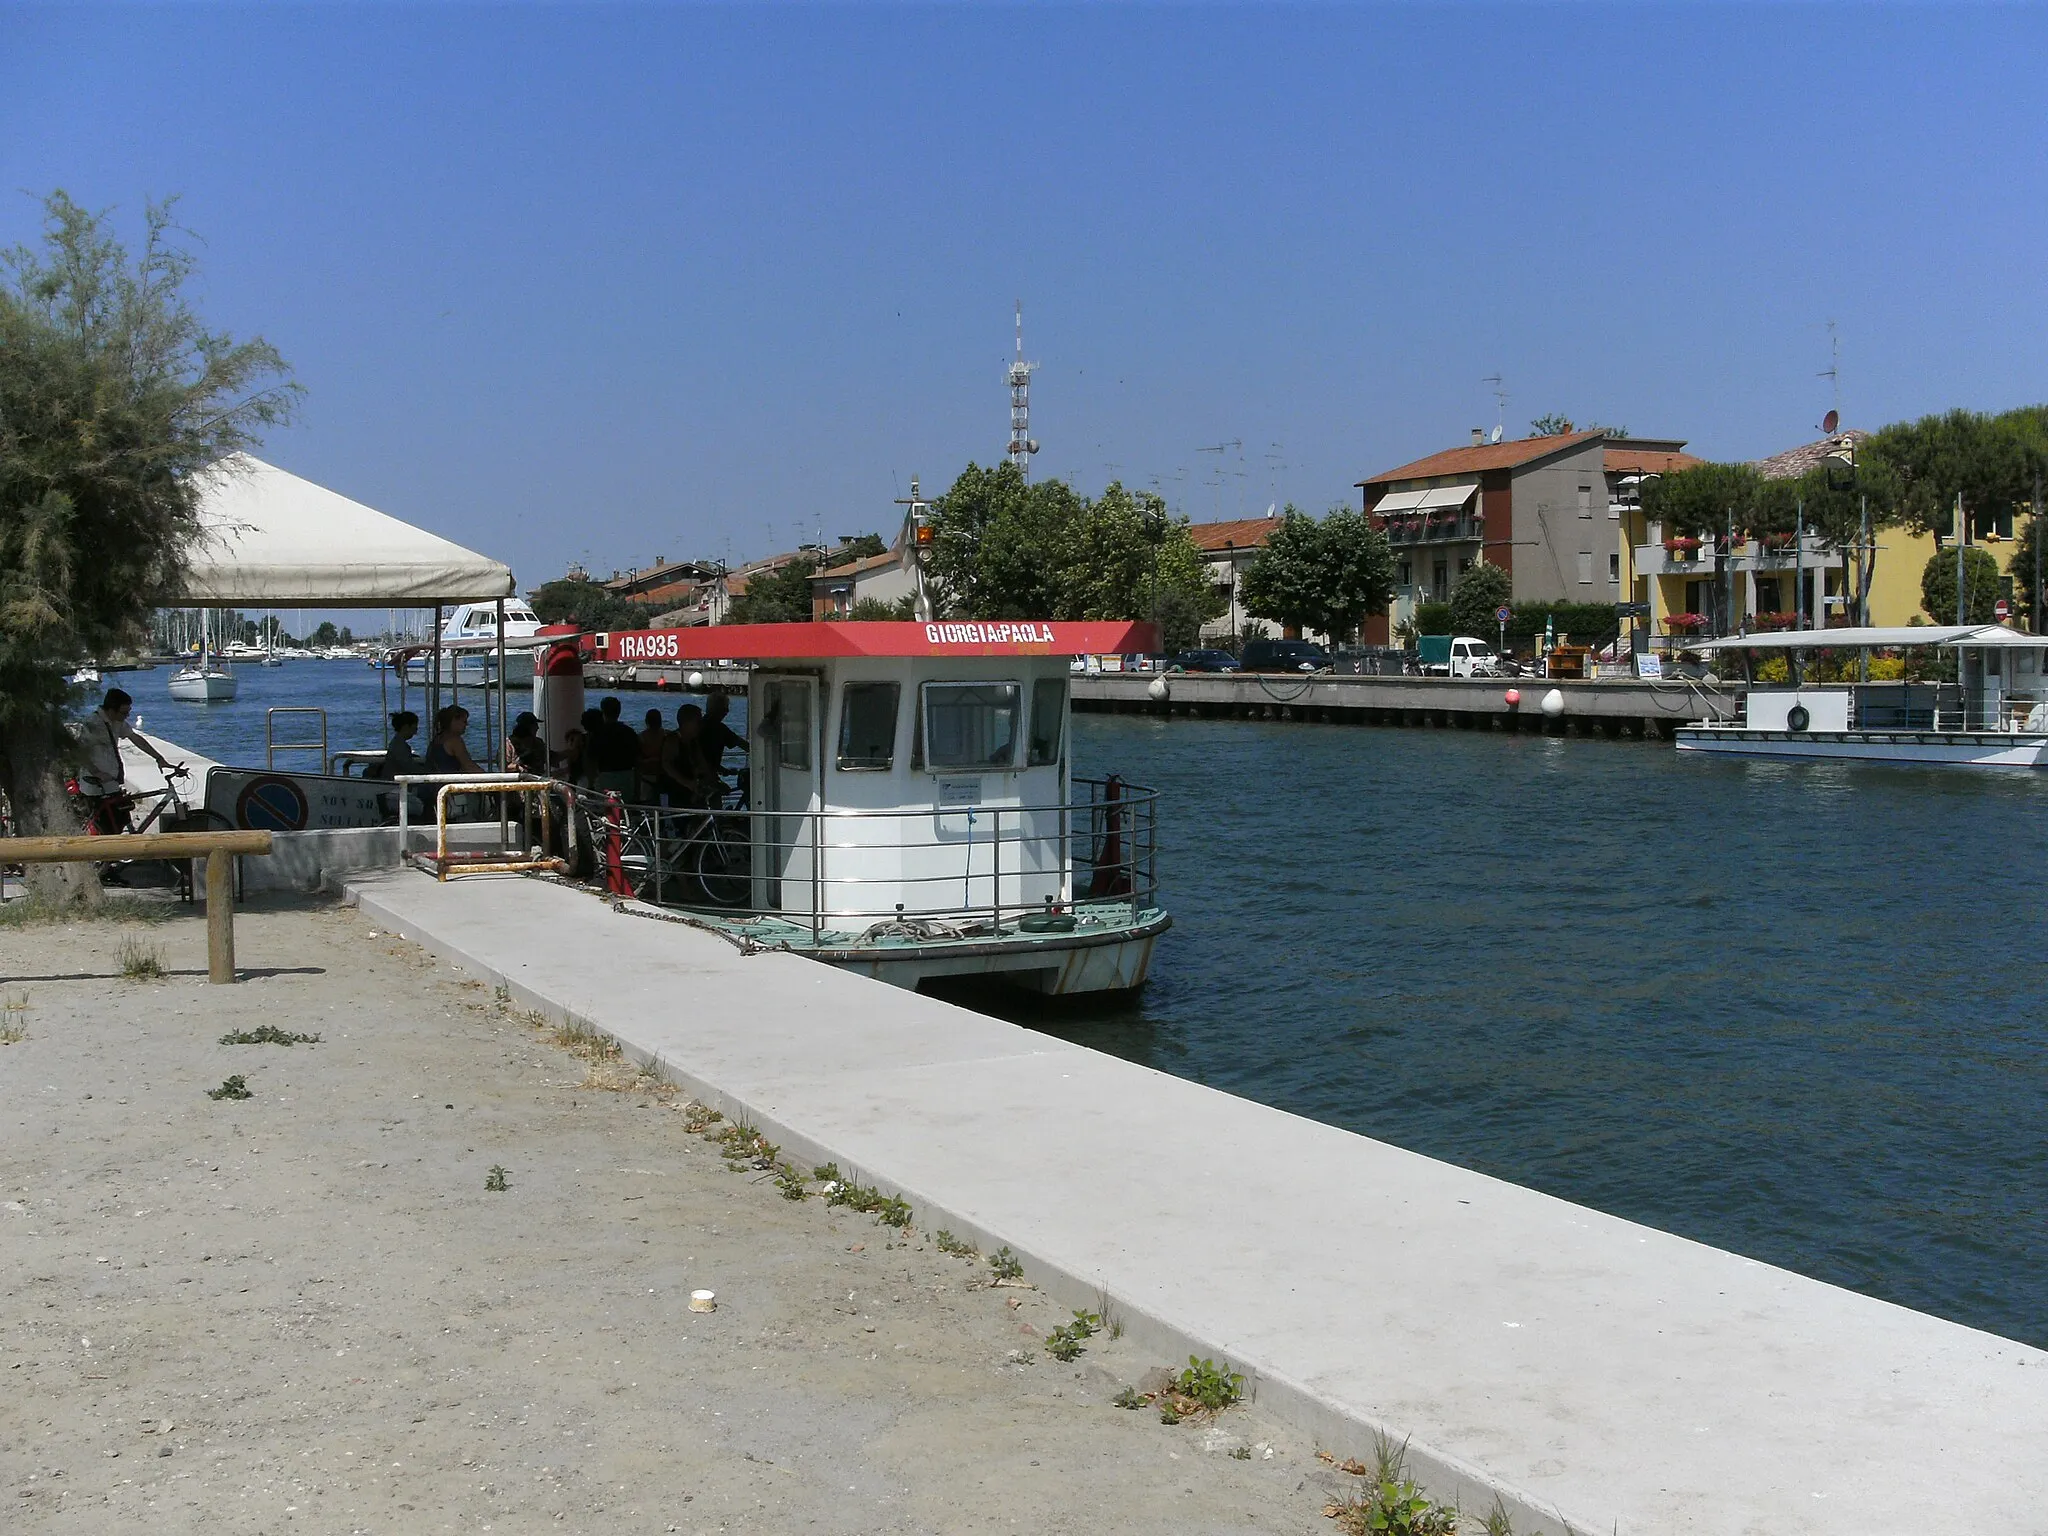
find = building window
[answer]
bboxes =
[1431,560,1448,600]
[1578,486,1593,518]
[836,682,899,770]
[1397,561,1412,588]
[1026,678,1066,766]
[763,680,812,771]
[1577,551,1593,584]
[1609,551,1620,581]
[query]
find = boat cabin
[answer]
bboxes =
[584,620,1156,925]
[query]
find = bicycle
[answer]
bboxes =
[614,798,752,909]
[68,767,238,900]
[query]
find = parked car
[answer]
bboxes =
[1239,638,1331,673]
[1415,635,1506,678]
[1168,649,1241,673]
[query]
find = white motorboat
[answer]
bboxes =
[548,618,1170,996]
[400,599,548,682]
[1676,624,2048,767]
[68,665,101,688]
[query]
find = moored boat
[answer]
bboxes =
[1676,624,2048,767]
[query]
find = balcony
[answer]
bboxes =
[1632,543,1719,578]
[1384,514,1484,546]
[1729,536,1842,573]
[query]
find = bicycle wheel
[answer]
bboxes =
[160,809,241,904]
[691,821,752,907]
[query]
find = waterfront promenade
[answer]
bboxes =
[347,867,2048,1535]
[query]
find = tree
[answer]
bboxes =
[818,534,886,569]
[1866,406,2048,538]
[2010,508,2044,631]
[528,576,659,632]
[921,465,1219,646]
[724,556,817,625]
[1,193,295,901]
[841,594,914,622]
[1531,414,1627,438]
[1239,506,1395,643]
[1447,562,1513,639]
[1921,547,2001,625]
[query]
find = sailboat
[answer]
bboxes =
[169,610,238,702]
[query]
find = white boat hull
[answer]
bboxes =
[823,921,1166,996]
[168,668,238,703]
[1676,726,2048,768]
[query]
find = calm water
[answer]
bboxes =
[127,664,2048,1347]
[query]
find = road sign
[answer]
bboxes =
[1495,605,1512,623]
[1996,598,2011,621]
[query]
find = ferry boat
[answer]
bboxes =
[1676,624,2048,767]
[543,619,1170,996]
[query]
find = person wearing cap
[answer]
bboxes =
[75,688,179,832]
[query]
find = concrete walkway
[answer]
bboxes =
[345,868,2048,1535]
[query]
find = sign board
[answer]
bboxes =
[207,769,388,831]
[592,619,1158,664]
[1996,598,2012,621]
[1614,602,1651,619]
[937,777,982,807]
[1635,651,1664,679]
[1495,605,1512,623]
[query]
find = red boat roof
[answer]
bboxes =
[586,619,1156,664]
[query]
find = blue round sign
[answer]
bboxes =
[235,774,309,832]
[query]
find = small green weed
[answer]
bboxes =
[812,1161,841,1183]
[0,994,26,1046]
[987,1245,1024,1282]
[1231,1445,1253,1460]
[933,1229,978,1259]
[717,1121,779,1171]
[206,1075,252,1101]
[1480,1498,1517,1536]
[1323,1434,1460,1536]
[825,1178,911,1228]
[683,1103,724,1134]
[1043,1309,1101,1362]
[117,937,164,979]
[1158,1401,1181,1425]
[774,1162,809,1201]
[484,1165,510,1192]
[1113,1386,1145,1410]
[1175,1356,1244,1412]
[219,1024,321,1046]
[0,1021,24,1045]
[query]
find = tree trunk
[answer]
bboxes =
[0,728,97,907]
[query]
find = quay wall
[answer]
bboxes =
[1073,673,1738,738]
[343,867,2048,1536]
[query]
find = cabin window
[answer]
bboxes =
[837,682,899,770]
[1027,678,1066,766]
[922,683,1019,770]
[762,679,811,770]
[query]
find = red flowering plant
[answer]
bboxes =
[1665,612,1709,632]
[1748,611,1797,632]
[1661,535,1702,553]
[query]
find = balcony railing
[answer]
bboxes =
[1633,544,1719,578]
[1384,515,1484,546]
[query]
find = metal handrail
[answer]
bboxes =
[556,776,1162,934]
[266,706,329,771]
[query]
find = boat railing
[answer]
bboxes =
[1731,685,2048,733]
[556,776,1161,942]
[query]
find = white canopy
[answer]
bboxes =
[1694,624,2042,651]
[177,454,516,607]
[1375,483,1477,514]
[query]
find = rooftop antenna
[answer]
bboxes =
[1818,319,1842,432]
[1007,301,1040,478]
[1483,374,1508,442]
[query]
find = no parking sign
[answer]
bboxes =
[234,774,310,832]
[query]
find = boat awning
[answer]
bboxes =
[590,620,1158,664]
[1694,624,2044,651]
[176,454,517,607]
[1374,483,1477,515]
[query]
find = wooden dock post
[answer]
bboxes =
[206,851,236,982]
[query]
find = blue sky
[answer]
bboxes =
[5,4,2046,594]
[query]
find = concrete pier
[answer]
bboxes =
[345,867,2047,1536]
[1074,672,1738,739]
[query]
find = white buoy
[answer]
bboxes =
[686,670,706,691]
[1146,676,1170,702]
[1541,688,1565,717]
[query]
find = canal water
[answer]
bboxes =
[125,663,2048,1348]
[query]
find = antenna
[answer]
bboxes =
[1483,374,1508,441]
[1007,301,1040,477]
[1818,319,1841,427]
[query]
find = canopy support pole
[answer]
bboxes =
[496,598,509,850]
[430,605,442,733]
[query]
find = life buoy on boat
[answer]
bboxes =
[1787,704,1811,733]
[535,638,586,756]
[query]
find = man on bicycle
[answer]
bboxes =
[76,688,180,833]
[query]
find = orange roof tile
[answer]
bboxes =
[1359,431,1606,486]
[1604,446,1704,476]
[1187,516,1284,553]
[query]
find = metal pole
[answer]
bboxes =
[1858,494,1870,682]
[1956,492,1966,627]
[430,605,442,734]
[2035,468,2043,635]
[991,807,1001,932]
[495,598,509,850]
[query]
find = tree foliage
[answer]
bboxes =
[725,557,818,625]
[1921,547,2002,625]
[1531,414,1627,438]
[921,462,1219,649]
[1238,506,1395,643]
[0,192,296,889]
[528,577,661,632]
[1866,406,2048,536]
[1446,561,1513,638]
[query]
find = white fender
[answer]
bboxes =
[535,640,586,755]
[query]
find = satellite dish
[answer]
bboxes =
[1822,409,1840,434]
[1489,425,1503,444]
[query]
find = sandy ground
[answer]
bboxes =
[0,897,1355,1535]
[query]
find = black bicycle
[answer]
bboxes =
[69,768,238,900]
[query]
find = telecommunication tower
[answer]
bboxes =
[1007,301,1040,476]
